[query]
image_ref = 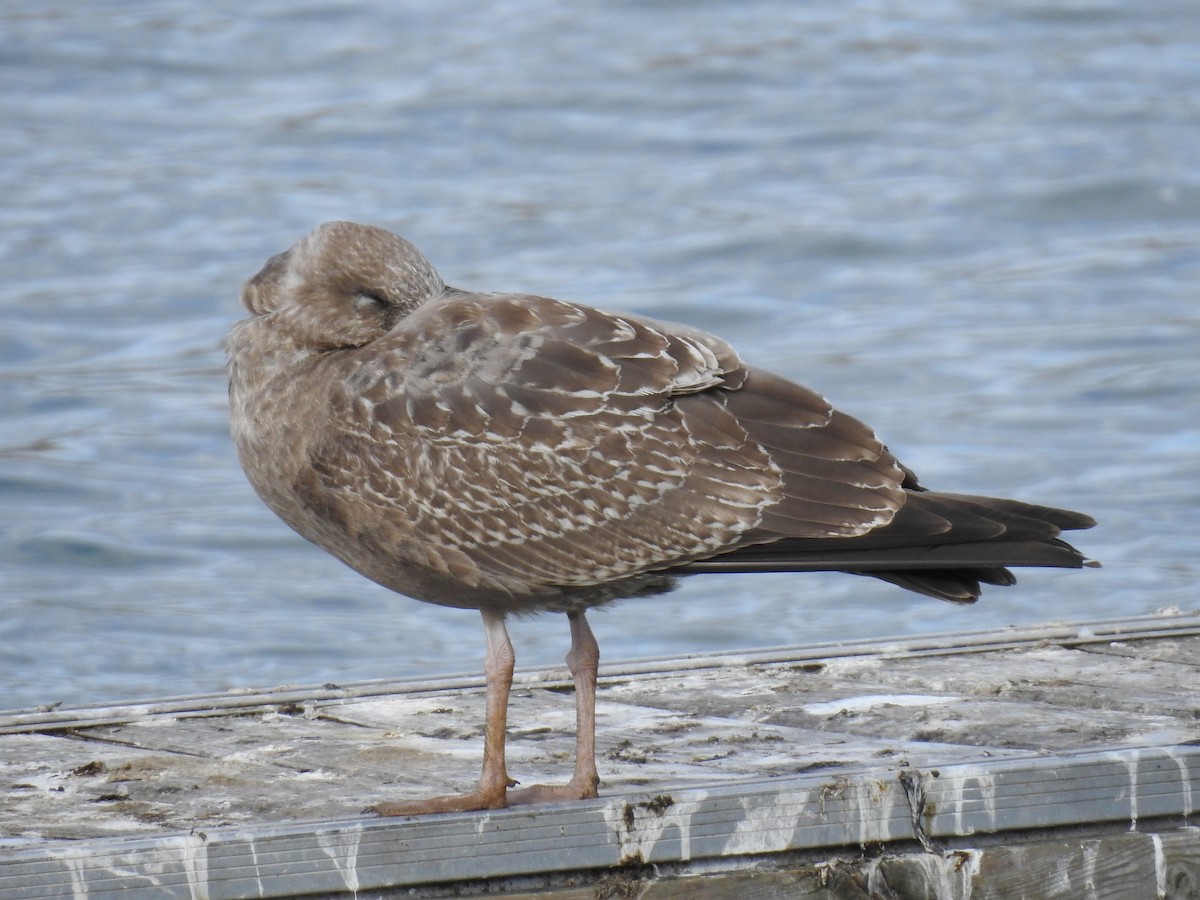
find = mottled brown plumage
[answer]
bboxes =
[228,221,1095,815]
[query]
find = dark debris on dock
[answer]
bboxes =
[3,612,1199,898]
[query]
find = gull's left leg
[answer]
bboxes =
[508,609,601,805]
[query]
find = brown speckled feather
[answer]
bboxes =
[228,221,1094,616]
[309,290,900,596]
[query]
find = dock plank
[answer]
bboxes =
[2,612,1199,898]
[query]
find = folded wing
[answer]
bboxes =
[307,292,919,593]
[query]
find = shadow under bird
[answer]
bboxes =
[227,221,1096,816]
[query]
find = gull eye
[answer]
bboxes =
[353,290,388,312]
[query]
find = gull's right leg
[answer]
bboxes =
[372,609,516,816]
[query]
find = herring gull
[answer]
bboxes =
[227,221,1096,816]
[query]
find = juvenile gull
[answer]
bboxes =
[227,221,1096,816]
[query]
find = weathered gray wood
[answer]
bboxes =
[1,748,1197,898]
[5,612,1197,735]
[870,827,1200,900]
[2,613,1199,898]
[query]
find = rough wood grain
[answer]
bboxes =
[2,613,1198,898]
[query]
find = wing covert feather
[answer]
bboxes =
[310,292,907,588]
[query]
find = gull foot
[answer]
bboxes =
[370,780,515,817]
[506,776,599,807]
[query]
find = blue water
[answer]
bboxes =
[3,0,1198,712]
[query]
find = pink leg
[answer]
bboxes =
[508,610,601,805]
[373,610,516,816]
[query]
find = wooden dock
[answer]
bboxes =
[3,611,1199,898]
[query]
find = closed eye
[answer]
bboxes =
[353,290,389,311]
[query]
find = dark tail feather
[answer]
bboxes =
[867,568,1013,604]
[672,491,1097,603]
